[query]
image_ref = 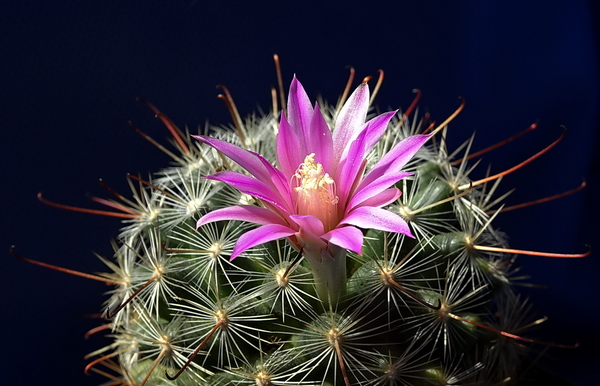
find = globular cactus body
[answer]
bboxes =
[23,66,587,386]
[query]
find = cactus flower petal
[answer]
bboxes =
[290,214,325,236]
[194,136,272,182]
[359,134,430,189]
[347,171,412,211]
[341,206,413,237]
[287,76,315,148]
[205,171,291,214]
[232,224,297,259]
[196,205,287,228]
[276,114,304,179]
[321,226,365,255]
[354,187,402,209]
[332,82,370,165]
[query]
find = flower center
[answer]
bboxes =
[294,153,339,232]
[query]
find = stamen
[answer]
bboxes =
[460,129,566,190]
[368,69,384,107]
[9,246,121,285]
[294,154,339,231]
[452,122,538,165]
[472,244,591,259]
[37,192,137,219]
[217,85,246,147]
[273,54,286,116]
[336,66,356,116]
[491,181,586,214]
[137,98,190,155]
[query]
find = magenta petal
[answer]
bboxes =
[354,188,401,209]
[193,135,271,182]
[321,226,364,254]
[347,171,412,211]
[308,103,334,174]
[335,111,397,201]
[335,128,369,205]
[287,76,313,151]
[360,134,430,190]
[231,224,296,260]
[255,151,293,209]
[341,206,414,238]
[276,114,303,179]
[196,205,287,228]
[195,135,293,209]
[207,171,291,213]
[332,82,370,166]
[363,111,397,151]
[290,214,325,236]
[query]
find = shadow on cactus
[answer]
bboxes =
[13,55,590,386]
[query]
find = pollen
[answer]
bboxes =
[295,154,335,192]
[294,153,339,231]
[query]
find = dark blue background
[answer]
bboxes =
[2,1,598,385]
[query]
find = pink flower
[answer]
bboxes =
[194,76,429,262]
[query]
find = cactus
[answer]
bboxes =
[16,62,589,386]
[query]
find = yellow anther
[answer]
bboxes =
[294,154,340,231]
